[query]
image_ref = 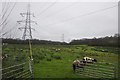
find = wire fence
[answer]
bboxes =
[75,62,117,78]
[1,62,32,79]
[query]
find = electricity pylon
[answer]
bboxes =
[17,4,36,40]
[62,34,64,42]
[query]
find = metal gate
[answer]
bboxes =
[75,62,117,78]
[1,62,32,79]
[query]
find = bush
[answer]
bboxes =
[52,53,62,60]
[33,52,46,63]
[4,48,10,53]
[53,56,62,60]
[34,59,40,63]
[76,55,80,58]
[46,58,52,61]
[15,54,26,62]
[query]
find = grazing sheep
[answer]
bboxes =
[2,43,8,46]
[52,48,61,52]
[2,53,8,60]
[55,48,61,52]
[83,57,97,63]
[72,60,85,72]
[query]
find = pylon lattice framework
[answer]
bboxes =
[17,4,36,40]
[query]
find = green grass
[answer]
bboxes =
[2,44,119,78]
[34,60,81,78]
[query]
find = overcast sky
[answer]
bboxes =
[0,0,118,42]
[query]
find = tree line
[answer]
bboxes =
[70,35,119,47]
[2,34,119,47]
[2,38,67,45]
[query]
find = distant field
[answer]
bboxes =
[2,44,119,78]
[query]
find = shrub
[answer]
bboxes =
[33,52,46,63]
[76,55,80,58]
[15,54,26,62]
[34,59,40,63]
[52,53,62,60]
[4,48,10,53]
[46,58,52,61]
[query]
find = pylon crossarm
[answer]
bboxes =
[18,27,35,31]
[20,13,34,16]
[17,20,36,23]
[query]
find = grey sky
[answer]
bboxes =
[0,1,118,42]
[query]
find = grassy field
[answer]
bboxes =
[2,44,119,78]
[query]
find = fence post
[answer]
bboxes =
[114,64,116,78]
[29,58,34,79]
[117,63,120,79]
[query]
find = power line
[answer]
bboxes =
[0,2,10,21]
[0,2,8,16]
[0,14,26,38]
[30,4,117,42]
[0,3,16,27]
[0,2,10,22]
[37,1,57,16]
[0,20,10,37]
[43,5,118,27]
[0,23,18,38]
[2,2,7,13]
[63,5,118,22]
[0,3,14,26]
[0,2,7,17]
[1,20,9,31]
[1,2,10,20]
[39,2,77,20]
